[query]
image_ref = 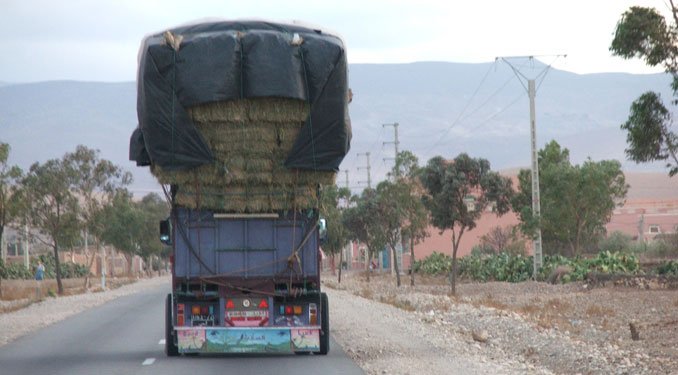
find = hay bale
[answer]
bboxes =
[246,98,309,122]
[150,97,334,212]
[174,184,320,213]
[187,98,309,123]
[187,100,247,122]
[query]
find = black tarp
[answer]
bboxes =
[129,20,351,171]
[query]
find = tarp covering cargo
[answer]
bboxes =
[130,20,351,172]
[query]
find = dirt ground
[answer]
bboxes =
[324,271,678,374]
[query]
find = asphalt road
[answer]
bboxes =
[0,284,364,375]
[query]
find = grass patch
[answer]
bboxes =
[355,287,373,299]
[379,294,416,312]
[473,294,508,310]
[585,304,616,317]
[517,303,541,315]
[0,299,35,313]
[543,298,571,312]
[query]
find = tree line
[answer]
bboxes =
[0,143,168,295]
[320,2,678,295]
[320,142,628,295]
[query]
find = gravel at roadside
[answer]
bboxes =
[325,285,553,374]
[324,272,677,375]
[2,272,674,374]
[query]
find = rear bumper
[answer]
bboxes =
[175,326,321,353]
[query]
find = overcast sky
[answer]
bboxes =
[0,0,670,83]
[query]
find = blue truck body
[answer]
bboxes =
[173,208,319,279]
[165,208,328,356]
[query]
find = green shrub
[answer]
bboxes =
[598,231,632,253]
[413,251,452,275]
[470,244,495,256]
[655,260,678,276]
[416,250,643,284]
[458,252,532,282]
[589,250,639,273]
[1,261,33,279]
[631,239,678,259]
[0,253,90,280]
[458,252,489,281]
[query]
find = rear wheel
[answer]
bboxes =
[316,292,330,355]
[165,294,179,357]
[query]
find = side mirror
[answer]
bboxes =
[318,218,328,244]
[159,218,172,246]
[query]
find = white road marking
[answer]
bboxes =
[142,358,156,366]
[159,339,166,345]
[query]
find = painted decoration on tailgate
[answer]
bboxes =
[291,329,320,351]
[204,329,292,353]
[178,329,206,351]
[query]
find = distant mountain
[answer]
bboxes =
[0,62,673,193]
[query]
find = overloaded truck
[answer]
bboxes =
[129,20,351,356]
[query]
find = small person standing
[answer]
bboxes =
[35,261,45,281]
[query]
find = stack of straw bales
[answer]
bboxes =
[151,98,335,212]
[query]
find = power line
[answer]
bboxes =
[426,59,532,154]
[425,62,496,152]
[464,92,525,134]
[357,152,372,189]
[497,54,566,278]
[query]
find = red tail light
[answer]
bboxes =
[309,303,317,325]
[177,303,185,326]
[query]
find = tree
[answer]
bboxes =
[20,159,80,294]
[65,145,131,286]
[99,189,143,275]
[512,141,628,256]
[479,226,526,255]
[419,153,513,294]
[373,181,407,286]
[381,150,429,287]
[611,3,678,176]
[319,185,351,282]
[98,191,169,275]
[343,188,387,282]
[135,193,170,273]
[0,143,22,252]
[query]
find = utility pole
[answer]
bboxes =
[0,230,6,263]
[499,55,564,278]
[637,214,645,244]
[383,122,401,275]
[357,152,372,189]
[383,122,400,177]
[343,169,351,270]
[528,79,543,275]
[23,223,29,270]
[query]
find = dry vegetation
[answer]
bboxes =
[0,277,137,313]
[326,271,678,374]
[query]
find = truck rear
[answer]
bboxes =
[129,20,351,356]
[161,208,328,355]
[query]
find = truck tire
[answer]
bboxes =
[165,294,179,357]
[316,292,330,355]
